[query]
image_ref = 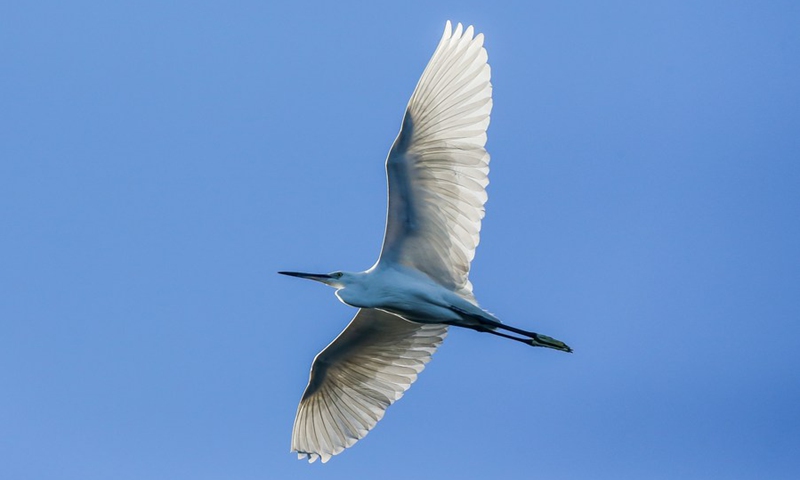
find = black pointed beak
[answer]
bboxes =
[278,271,333,282]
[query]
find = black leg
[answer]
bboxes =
[445,307,573,353]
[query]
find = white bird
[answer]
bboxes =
[280,21,572,464]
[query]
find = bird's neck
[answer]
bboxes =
[333,271,376,308]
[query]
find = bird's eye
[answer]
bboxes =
[334,272,343,278]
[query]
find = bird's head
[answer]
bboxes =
[278,270,351,288]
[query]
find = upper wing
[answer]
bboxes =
[291,309,448,463]
[378,22,492,297]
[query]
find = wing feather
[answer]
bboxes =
[291,309,448,463]
[379,21,492,298]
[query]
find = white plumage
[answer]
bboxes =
[280,21,571,464]
[290,309,447,463]
[381,21,492,299]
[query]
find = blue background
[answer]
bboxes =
[2,1,799,479]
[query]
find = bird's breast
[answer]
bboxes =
[334,287,372,309]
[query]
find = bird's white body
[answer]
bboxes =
[279,21,571,464]
[333,265,494,327]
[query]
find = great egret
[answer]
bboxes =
[280,21,571,464]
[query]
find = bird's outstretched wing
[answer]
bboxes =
[379,21,492,297]
[291,309,448,463]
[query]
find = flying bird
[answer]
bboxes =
[280,21,572,463]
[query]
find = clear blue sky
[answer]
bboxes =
[2,1,799,479]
